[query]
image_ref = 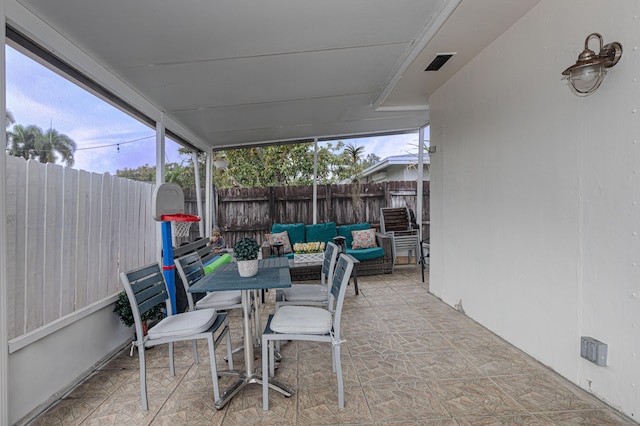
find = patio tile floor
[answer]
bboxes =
[28,265,636,425]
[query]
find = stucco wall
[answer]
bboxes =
[8,306,132,424]
[429,0,640,419]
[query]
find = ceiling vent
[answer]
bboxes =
[425,53,456,71]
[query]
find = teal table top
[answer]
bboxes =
[188,257,291,293]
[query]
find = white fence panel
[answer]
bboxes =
[6,156,26,339]
[6,159,159,339]
[74,169,91,310]
[44,163,64,323]
[61,167,79,316]
[25,160,46,333]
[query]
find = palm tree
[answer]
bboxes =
[5,110,14,128]
[39,128,76,166]
[343,143,365,221]
[7,124,41,160]
[7,124,76,166]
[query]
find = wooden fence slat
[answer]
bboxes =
[61,167,78,316]
[44,163,64,323]
[25,160,45,333]
[74,170,91,310]
[6,156,26,338]
[108,177,121,296]
[98,174,113,300]
[87,173,102,305]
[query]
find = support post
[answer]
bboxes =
[0,6,9,424]
[312,138,318,224]
[193,151,204,237]
[417,127,425,240]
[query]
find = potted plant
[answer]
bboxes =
[113,291,165,334]
[233,237,261,277]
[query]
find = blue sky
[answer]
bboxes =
[6,46,427,174]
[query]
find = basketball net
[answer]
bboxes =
[171,220,194,238]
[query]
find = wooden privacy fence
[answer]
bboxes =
[186,181,430,247]
[5,156,158,341]
[4,160,428,342]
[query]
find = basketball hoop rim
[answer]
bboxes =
[161,213,201,222]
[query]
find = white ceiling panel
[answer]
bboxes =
[119,43,407,111]
[12,0,541,149]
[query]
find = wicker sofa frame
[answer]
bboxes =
[261,231,394,281]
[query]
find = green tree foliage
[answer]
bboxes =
[362,153,381,170]
[114,141,383,189]
[116,164,156,182]
[7,122,77,166]
[216,142,347,188]
[342,143,366,184]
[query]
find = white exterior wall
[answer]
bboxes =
[9,309,132,424]
[387,165,430,182]
[430,0,640,419]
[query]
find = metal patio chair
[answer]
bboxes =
[275,241,339,310]
[262,254,354,410]
[380,206,421,267]
[120,262,232,410]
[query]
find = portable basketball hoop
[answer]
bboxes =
[152,183,202,314]
[162,213,201,239]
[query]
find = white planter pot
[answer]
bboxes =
[237,259,259,277]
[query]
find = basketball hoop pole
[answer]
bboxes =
[159,214,199,315]
[160,221,178,314]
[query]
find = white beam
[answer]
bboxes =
[192,152,204,237]
[205,150,212,235]
[156,114,166,253]
[417,127,425,240]
[313,138,318,224]
[0,2,9,423]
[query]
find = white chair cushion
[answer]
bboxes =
[283,284,326,302]
[147,309,216,339]
[195,290,241,309]
[270,306,332,334]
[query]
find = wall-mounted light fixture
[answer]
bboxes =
[562,33,622,95]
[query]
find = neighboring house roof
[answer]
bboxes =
[361,154,430,180]
[362,152,430,181]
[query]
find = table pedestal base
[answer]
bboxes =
[215,370,294,409]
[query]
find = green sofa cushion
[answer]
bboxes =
[346,247,384,261]
[203,253,232,274]
[272,223,306,245]
[338,222,371,249]
[305,222,337,245]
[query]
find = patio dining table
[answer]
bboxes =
[187,257,294,409]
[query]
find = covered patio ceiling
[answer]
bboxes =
[11,0,540,151]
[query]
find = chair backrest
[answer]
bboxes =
[320,242,339,289]
[174,252,206,311]
[120,263,169,342]
[328,254,354,339]
[380,206,418,237]
[380,207,411,233]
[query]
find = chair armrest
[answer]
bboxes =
[375,232,393,262]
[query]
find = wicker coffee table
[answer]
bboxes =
[287,256,359,294]
[288,258,323,281]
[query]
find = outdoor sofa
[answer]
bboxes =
[262,221,393,279]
